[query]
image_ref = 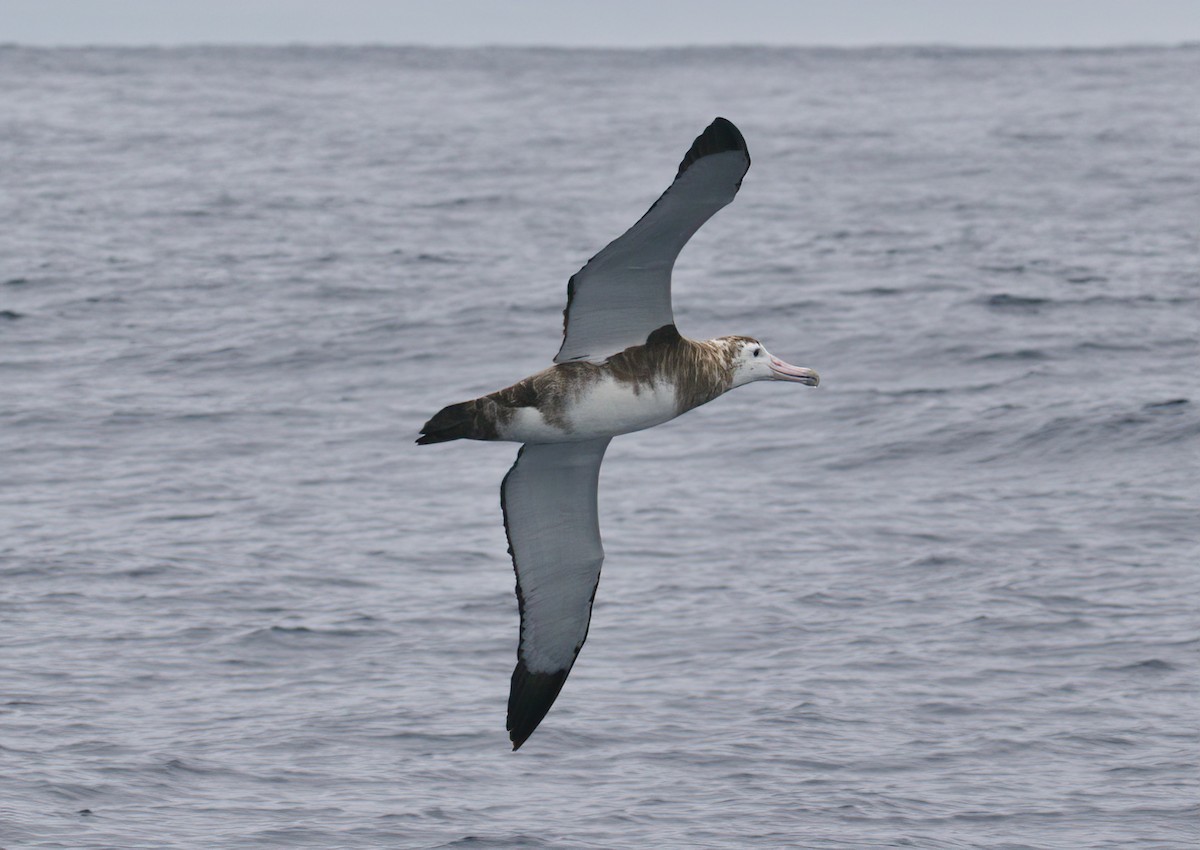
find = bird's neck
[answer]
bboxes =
[666,335,738,414]
[602,325,736,415]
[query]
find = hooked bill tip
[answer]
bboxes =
[769,362,820,386]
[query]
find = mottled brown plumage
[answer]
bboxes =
[417,324,753,443]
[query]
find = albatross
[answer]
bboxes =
[418,117,820,750]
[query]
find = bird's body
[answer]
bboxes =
[418,118,820,749]
[418,325,757,445]
[496,362,681,443]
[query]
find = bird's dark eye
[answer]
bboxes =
[752,347,762,357]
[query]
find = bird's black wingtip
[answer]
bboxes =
[506,660,569,751]
[709,116,746,148]
[675,117,749,179]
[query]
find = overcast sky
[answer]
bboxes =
[3,0,1198,47]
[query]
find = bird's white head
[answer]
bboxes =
[724,337,820,389]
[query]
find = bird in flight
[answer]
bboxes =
[418,118,820,749]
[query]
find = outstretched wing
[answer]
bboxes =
[500,438,611,750]
[554,117,751,364]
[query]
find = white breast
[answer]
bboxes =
[503,375,678,443]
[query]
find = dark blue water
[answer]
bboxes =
[1,45,1197,849]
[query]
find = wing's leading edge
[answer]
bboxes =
[554,118,750,364]
[501,438,611,749]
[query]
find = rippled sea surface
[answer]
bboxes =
[2,45,1198,849]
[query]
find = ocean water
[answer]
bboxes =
[1,44,1197,849]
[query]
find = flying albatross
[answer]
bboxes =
[418,117,820,749]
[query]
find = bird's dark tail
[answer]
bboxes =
[417,399,494,444]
